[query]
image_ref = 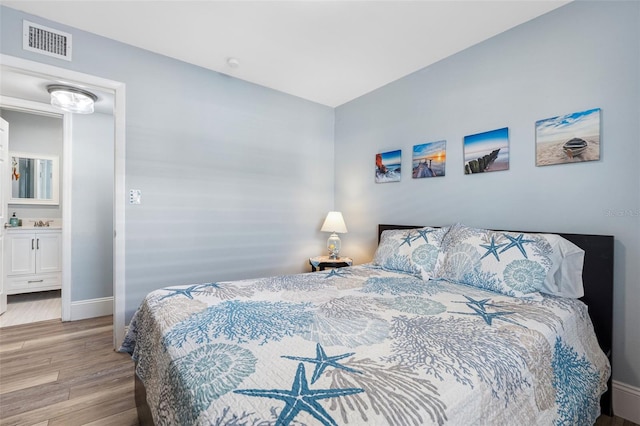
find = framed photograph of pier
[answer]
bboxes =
[375,149,401,183]
[412,140,446,178]
[463,127,509,174]
[535,108,601,167]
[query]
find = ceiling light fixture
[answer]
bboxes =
[47,84,97,114]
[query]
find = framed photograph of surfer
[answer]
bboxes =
[375,149,401,183]
[463,127,509,174]
[413,140,446,178]
[535,108,601,166]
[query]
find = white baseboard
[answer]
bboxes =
[613,380,640,424]
[70,296,113,321]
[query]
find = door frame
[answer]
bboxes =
[0,97,71,320]
[0,54,126,348]
[0,118,8,315]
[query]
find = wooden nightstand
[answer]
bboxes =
[309,256,353,272]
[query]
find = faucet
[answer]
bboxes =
[34,220,52,227]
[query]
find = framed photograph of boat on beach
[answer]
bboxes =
[535,108,601,166]
[413,140,446,178]
[375,149,401,183]
[463,127,509,174]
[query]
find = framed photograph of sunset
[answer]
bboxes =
[464,127,509,174]
[412,140,446,178]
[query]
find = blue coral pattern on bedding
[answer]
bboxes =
[121,265,610,426]
[437,223,586,299]
[373,226,449,280]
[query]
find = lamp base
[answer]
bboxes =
[327,233,341,259]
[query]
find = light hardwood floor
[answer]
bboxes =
[0,290,61,328]
[0,315,138,426]
[0,315,636,426]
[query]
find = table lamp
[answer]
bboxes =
[320,211,348,259]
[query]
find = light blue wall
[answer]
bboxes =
[335,1,640,387]
[71,112,114,300]
[1,7,336,319]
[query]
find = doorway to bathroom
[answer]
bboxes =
[0,106,64,327]
[0,57,121,331]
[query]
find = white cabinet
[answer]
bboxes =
[4,228,61,294]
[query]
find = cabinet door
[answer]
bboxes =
[36,233,62,274]
[6,233,35,276]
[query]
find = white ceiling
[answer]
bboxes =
[1,1,569,107]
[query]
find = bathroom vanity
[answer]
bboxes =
[4,226,61,295]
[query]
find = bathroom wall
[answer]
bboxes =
[0,108,63,221]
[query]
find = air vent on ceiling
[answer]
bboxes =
[23,20,72,61]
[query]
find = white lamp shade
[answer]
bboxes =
[321,211,348,234]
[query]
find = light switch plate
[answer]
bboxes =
[129,189,141,204]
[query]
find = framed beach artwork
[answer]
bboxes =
[464,127,509,174]
[375,149,401,183]
[535,108,601,166]
[412,140,446,178]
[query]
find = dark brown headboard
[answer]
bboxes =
[378,224,614,416]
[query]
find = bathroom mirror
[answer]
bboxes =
[9,152,59,205]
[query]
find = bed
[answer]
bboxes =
[121,223,613,425]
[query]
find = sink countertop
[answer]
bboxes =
[6,225,62,231]
[6,219,62,230]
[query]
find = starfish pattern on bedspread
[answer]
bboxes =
[456,295,498,311]
[399,233,414,247]
[451,296,521,326]
[234,362,364,426]
[458,304,519,326]
[479,236,507,261]
[282,343,361,384]
[324,268,350,279]
[499,234,535,258]
[158,283,219,300]
[412,228,435,243]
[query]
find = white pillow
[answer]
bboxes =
[546,233,585,298]
[373,226,449,280]
[437,223,585,298]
